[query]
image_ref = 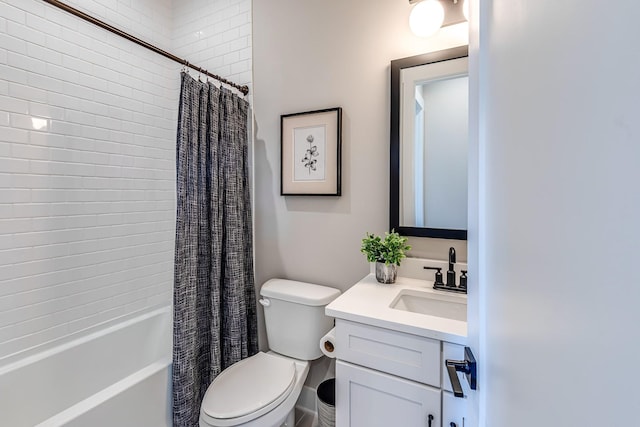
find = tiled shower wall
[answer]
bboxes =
[172,0,252,99]
[0,0,252,363]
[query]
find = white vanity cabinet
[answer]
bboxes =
[443,391,467,427]
[336,361,441,427]
[334,319,467,427]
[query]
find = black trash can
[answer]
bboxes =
[316,378,335,427]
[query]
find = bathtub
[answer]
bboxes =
[0,307,172,427]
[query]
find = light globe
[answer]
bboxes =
[409,0,445,38]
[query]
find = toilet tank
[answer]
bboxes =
[260,279,341,361]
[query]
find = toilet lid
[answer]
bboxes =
[201,352,296,420]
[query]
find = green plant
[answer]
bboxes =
[360,230,411,266]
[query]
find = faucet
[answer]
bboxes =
[424,247,467,294]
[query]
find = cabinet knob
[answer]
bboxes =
[427,414,434,427]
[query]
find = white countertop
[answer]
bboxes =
[326,274,467,345]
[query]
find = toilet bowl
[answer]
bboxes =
[199,279,340,427]
[199,352,309,427]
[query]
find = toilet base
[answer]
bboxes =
[282,409,295,427]
[200,403,295,427]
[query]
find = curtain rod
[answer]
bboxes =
[42,0,250,96]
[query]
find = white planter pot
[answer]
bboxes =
[375,262,397,284]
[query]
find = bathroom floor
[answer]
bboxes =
[295,407,317,427]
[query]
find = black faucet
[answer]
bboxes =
[447,247,456,288]
[425,247,467,294]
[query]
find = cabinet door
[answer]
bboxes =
[443,391,467,427]
[336,360,440,427]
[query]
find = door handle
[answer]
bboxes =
[427,414,434,427]
[446,363,465,397]
[445,346,478,398]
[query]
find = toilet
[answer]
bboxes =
[199,279,341,427]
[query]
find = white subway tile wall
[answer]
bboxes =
[0,0,252,362]
[172,0,252,101]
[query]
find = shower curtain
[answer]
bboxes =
[172,73,258,427]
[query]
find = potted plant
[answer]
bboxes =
[360,230,411,284]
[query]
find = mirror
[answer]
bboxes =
[390,46,468,239]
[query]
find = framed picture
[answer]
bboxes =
[281,107,342,196]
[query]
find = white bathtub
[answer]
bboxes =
[0,307,172,427]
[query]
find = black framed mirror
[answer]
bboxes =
[390,46,469,240]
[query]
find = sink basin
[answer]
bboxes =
[390,289,467,322]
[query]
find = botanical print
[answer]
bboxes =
[293,125,326,181]
[302,134,319,173]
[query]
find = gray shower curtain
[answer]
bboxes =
[172,73,258,427]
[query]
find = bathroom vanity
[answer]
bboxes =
[326,266,469,427]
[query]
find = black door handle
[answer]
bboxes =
[427,414,434,427]
[446,363,465,397]
[445,346,478,398]
[451,423,457,427]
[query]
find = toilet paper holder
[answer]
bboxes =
[323,340,334,353]
[320,327,337,358]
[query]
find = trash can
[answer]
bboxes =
[316,378,335,427]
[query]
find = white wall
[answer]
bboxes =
[253,0,468,292]
[0,0,252,365]
[474,1,640,425]
[252,0,468,383]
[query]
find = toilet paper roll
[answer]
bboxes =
[320,327,336,359]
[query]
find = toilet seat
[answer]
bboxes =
[200,352,296,426]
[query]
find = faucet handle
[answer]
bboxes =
[423,266,444,286]
[459,270,467,290]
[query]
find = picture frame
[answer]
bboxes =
[280,107,342,196]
